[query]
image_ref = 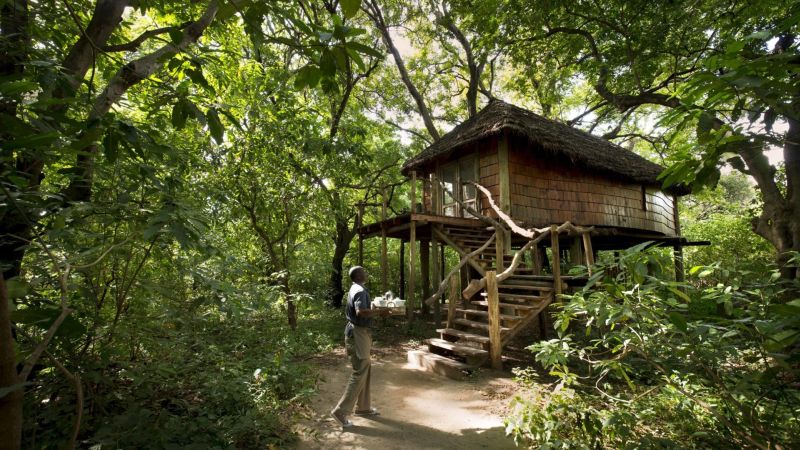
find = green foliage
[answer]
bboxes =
[506,246,800,449]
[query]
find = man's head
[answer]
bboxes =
[348,266,368,284]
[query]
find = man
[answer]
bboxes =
[331,266,391,428]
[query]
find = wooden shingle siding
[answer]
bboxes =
[507,144,676,235]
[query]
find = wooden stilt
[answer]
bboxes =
[550,225,562,300]
[399,241,405,300]
[486,270,502,370]
[532,247,544,275]
[569,237,584,268]
[582,233,595,275]
[674,246,685,282]
[381,189,388,294]
[408,171,417,321]
[432,231,442,323]
[495,227,505,271]
[447,273,458,329]
[421,239,430,317]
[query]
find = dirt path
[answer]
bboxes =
[294,347,520,450]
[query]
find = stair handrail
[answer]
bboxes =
[423,233,496,307]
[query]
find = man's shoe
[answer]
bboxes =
[330,410,353,428]
[354,408,380,416]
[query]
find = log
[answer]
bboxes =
[486,271,502,370]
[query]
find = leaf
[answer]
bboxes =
[169,29,184,45]
[319,49,337,76]
[340,0,360,18]
[294,65,322,89]
[171,100,188,129]
[345,41,383,58]
[668,312,688,332]
[2,132,59,150]
[206,108,224,144]
[103,130,119,163]
[0,80,39,96]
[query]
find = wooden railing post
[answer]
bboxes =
[550,225,562,300]
[432,230,442,324]
[582,232,595,275]
[495,227,505,271]
[486,270,502,370]
[447,273,458,329]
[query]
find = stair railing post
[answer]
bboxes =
[408,170,417,323]
[447,273,458,329]
[550,225,562,301]
[495,227,505,271]
[486,270,502,370]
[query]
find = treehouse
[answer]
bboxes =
[358,100,699,379]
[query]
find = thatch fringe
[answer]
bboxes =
[401,100,685,194]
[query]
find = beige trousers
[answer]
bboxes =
[333,326,372,415]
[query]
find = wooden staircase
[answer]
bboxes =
[408,223,556,379]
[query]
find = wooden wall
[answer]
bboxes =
[415,134,676,236]
[507,141,676,235]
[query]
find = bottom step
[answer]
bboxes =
[407,350,476,380]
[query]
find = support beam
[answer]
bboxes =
[408,171,417,321]
[569,237,584,269]
[381,189,388,293]
[550,225,562,300]
[432,231,442,323]
[357,202,364,266]
[497,134,510,214]
[495,227,505,271]
[582,233,595,275]
[399,240,405,300]
[421,239,430,316]
[532,246,544,275]
[486,270,502,370]
[447,273,458,329]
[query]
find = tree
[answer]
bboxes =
[497,0,800,279]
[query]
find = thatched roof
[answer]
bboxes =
[402,100,685,194]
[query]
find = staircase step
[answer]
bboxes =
[471,300,537,311]
[456,308,522,322]
[498,283,552,292]
[480,292,548,302]
[407,350,475,380]
[453,318,511,333]
[437,327,491,344]
[425,338,488,366]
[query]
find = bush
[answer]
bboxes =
[505,244,800,449]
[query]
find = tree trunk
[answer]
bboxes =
[327,218,356,308]
[0,275,23,450]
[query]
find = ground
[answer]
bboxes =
[293,343,522,450]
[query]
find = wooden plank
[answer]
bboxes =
[407,350,473,380]
[456,308,522,322]
[426,338,488,366]
[453,318,511,333]
[486,270,502,370]
[551,225,562,300]
[471,300,537,310]
[447,273,458,328]
[433,228,486,276]
[437,327,491,344]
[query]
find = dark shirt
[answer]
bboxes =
[345,282,372,337]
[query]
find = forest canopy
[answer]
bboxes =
[1,0,798,448]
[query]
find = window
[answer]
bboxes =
[439,156,477,217]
